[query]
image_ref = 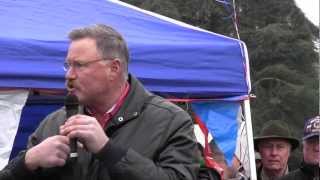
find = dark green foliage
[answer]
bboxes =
[235,0,319,138]
[140,0,181,20]
[120,0,319,146]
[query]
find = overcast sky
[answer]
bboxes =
[295,0,319,26]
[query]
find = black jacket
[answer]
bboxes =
[280,162,320,180]
[1,75,199,180]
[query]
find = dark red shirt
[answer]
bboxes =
[86,82,130,128]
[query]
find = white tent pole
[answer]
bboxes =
[243,99,257,179]
[240,39,256,179]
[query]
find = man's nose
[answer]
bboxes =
[65,67,76,79]
[270,147,279,155]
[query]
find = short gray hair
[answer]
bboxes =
[69,24,129,76]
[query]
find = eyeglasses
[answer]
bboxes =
[63,58,106,72]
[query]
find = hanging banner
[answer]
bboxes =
[192,101,240,164]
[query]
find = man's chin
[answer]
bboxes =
[69,91,82,102]
[265,164,281,170]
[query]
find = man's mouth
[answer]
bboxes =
[66,81,75,92]
[268,160,280,164]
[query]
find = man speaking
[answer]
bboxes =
[0,24,199,180]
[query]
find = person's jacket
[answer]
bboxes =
[280,161,320,180]
[256,165,289,180]
[0,75,199,180]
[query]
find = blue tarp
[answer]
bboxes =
[0,0,249,99]
[192,102,239,164]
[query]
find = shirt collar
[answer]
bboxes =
[86,81,130,127]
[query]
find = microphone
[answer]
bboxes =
[64,94,79,160]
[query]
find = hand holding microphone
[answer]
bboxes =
[23,94,78,170]
[61,95,109,155]
[25,135,71,170]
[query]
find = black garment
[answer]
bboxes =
[280,162,320,180]
[198,167,221,180]
[256,166,288,180]
[0,75,199,180]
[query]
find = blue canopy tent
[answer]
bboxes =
[0,0,255,177]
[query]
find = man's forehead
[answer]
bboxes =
[260,138,291,145]
[69,38,96,50]
[67,38,99,60]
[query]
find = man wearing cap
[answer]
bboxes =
[280,116,320,180]
[254,120,299,180]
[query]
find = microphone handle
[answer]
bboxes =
[70,138,78,159]
[66,108,78,160]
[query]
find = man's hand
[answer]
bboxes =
[60,114,109,153]
[25,135,70,170]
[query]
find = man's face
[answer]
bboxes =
[65,38,113,105]
[303,136,319,165]
[258,138,291,172]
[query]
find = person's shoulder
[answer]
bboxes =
[43,106,66,122]
[279,168,302,180]
[148,95,188,115]
[37,107,66,130]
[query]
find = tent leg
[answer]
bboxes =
[242,99,257,180]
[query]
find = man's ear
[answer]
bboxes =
[110,59,121,73]
[108,59,121,80]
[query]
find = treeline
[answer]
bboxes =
[121,0,319,138]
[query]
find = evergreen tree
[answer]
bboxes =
[120,0,319,141]
[235,0,319,136]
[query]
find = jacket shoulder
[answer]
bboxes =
[148,95,189,115]
[27,107,66,147]
[38,107,66,132]
[279,169,303,180]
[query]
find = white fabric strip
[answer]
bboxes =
[0,90,29,170]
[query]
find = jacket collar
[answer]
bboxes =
[106,74,154,130]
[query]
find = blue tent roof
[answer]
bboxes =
[0,0,250,99]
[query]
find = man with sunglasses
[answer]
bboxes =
[1,24,199,180]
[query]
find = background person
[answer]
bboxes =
[254,120,299,180]
[280,115,320,180]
